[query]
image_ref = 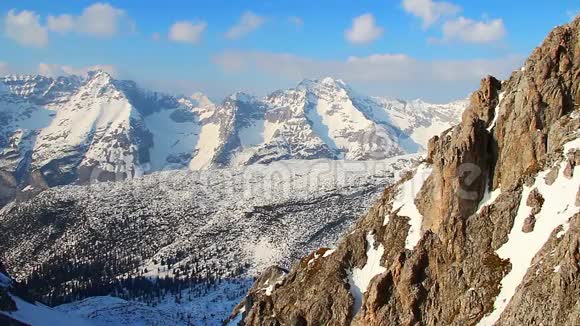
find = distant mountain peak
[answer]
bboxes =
[86,69,114,84]
[0,71,465,206]
[225,91,257,103]
[321,76,346,86]
[190,92,214,107]
[296,77,348,91]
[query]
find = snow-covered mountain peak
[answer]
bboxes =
[321,76,345,85]
[86,69,113,81]
[190,91,214,108]
[225,91,257,104]
[193,76,466,167]
[296,77,349,93]
[83,70,116,92]
[407,98,427,106]
[316,77,348,90]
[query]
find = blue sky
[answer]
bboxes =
[0,1,578,102]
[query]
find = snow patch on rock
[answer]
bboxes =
[478,139,580,325]
[476,179,502,215]
[347,232,386,316]
[487,91,505,132]
[384,163,432,250]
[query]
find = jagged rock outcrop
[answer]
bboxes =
[229,17,580,326]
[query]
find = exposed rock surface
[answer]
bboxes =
[230,17,580,326]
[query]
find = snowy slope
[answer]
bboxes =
[358,97,468,151]
[0,267,95,326]
[1,154,419,325]
[56,281,251,326]
[56,296,185,326]
[209,78,466,167]
[0,294,95,326]
[0,72,215,193]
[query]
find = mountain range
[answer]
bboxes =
[4,15,578,326]
[0,73,465,207]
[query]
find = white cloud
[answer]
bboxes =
[402,0,505,44]
[402,0,461,28]
[168,21,207,44]
[226,11,265,40]
[38,63,117,77]
[46,3,135,37]
[441,17,506,43]
[76,3,134,37]
[214,50,520,82]
[213,52,248,71]
[47,14,74,33]
[4,9,48,47]
[213,50,524,101]
[345,13,384,44]
[5,4,134,47]
[288,16,304,28]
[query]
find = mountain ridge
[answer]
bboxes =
[227,16,580,326]
[0,73,465,207]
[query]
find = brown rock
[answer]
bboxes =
[234,17,580,326]
[563,157,575,179]
[417,112,492,235]
[563,161,573,178]
[465,75,502,126]
[523,186,544,235]
[573,151,580,166]
[544,165,560,185]
[492,17,579,189]
[526,188,545,215]
[426,135,439,163]
[522,215,536,233]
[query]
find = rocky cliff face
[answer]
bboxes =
[228,17,580,326]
